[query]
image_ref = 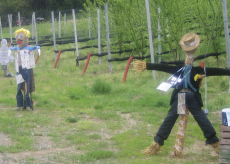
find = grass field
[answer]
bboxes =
[0,23,230,163]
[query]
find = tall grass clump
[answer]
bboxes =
[91,79,112,94]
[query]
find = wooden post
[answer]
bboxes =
[219,125,230,164]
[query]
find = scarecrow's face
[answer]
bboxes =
[15,32,28,49]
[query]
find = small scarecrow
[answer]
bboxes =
[0,39,14,77]
[10,28,40,111]
[133,33,230,157]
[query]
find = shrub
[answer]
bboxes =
[91,79,111,94]
[94,104,103,110]
[66,116,78,123]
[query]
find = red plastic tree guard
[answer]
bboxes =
[122,56,134,83]
[53,50,62,69]
[81,53,91,75]
[35,53,40,64]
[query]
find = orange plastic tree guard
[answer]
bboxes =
[123,56,134,83]
[199,62,204,89]
[53,50,62,69]
[81,53,91,75]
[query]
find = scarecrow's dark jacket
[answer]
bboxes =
[146,63,230,107]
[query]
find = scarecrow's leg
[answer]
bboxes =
[173,107,189,158]
[142,100,179,155]
[211,142,219,154]
[23,81,27,109]
[30,92,34,110]
[142,141,161,155]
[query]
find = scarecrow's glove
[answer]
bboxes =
[132,60,147,73]
[194,74,205,81]
[37,48,41,56]
[32,46,41,55]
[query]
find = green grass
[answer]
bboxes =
[0,23,228,163]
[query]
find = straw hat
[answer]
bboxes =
[180,33,200,52]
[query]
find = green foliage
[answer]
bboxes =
[69,94,81,100]
[79,150,114,162]
[94,110,120,120]
[0,1,86,24]
[81,0,225,62]
[0,1,229,163]
[194,0,224,53]
[66,116,78,123]
[219,80,229,91]
[83,0,150,57]
[0,41,225,163]
[66,132,89,144]
[94,104,103,110]
[91,78,112,94]
[88,134,102,139]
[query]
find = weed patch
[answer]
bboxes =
[79,150,114,162]
[91,78,112,94]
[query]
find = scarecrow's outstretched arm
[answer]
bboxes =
[132,60,147,73]
[9,47,19,51]
[192,66,230,76]
[132,60,183,74]
[205,67,230,76]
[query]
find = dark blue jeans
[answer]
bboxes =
[154,91,219,146]
[16,66,31,107]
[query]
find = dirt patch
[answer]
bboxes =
[0,133,12,147]
[0,105,13,110]
[1,147,79,164]
[0,126,78,163]
[168,140,218,158]
[183,140,218,156]
[211,111,222,121]
[34,136,54,151]
[0,132,80,163]
[117,112,137,129]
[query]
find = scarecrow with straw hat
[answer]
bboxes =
[133,33,230,157]
[10,28,40,111]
